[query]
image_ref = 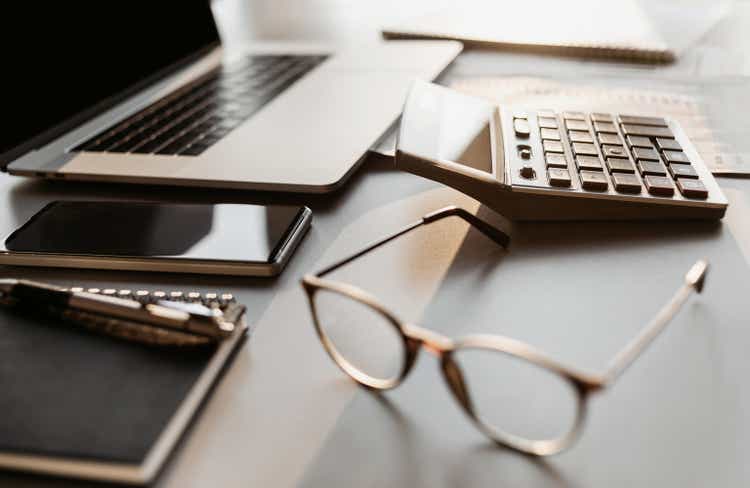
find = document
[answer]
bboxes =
[450,76,750,175]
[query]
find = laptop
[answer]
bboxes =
[2,3,461,193]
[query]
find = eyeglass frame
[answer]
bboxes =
[301,205,708,456]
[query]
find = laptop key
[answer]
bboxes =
[108,130,153,153]
[180,143,210,156]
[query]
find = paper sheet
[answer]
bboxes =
[450,76,748,175]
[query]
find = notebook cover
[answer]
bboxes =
[382,0,673,63]
[0,305,239,478]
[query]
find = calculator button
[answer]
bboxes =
[566,119,589,131]
[537,109,556,118]
[669,164,699,179]
[612,173,642,194]
[637,160,667,176]
[563,111,586,120]
[513,111,529,119]
[606,157,635,173]
[618,115,668,127]
[676,178,708,199]
[538,117,558,129]
[518,145,532,159]
[598,133,621,145]
[644,175,675,196]
[547,168,572,187]
[514,118,530,137]
[621,124,674,138]
[655,138,682,152]
[593,121,617,133]
[601,145,628,158]
[568,130,593,143]
[543,140,564,153]
[520,164,536,179]
[545,153,569,168]
[572,142,598,156]
[591,113,613,122]
[576,155,603,171]
[632,146,660,161]
[663,150,690,164]
[540,128,560,141]
[540,128,561,140]
[580,171,608,191]
[626,135,653,148]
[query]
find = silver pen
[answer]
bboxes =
[0,278,236,344]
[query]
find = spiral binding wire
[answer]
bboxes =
[55,287,244,347]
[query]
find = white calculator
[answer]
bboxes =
[396,81,728,220]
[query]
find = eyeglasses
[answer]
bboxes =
[301,206,708,456]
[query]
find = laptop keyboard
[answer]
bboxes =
[74,54,327,157]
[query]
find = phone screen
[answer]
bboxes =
[5,201,305,263]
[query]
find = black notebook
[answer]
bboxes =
[0,288,247,484]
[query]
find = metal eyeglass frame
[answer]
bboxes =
[301,206,708,456]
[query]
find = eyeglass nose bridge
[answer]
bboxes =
[402,323,454,357]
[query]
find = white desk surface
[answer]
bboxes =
[3,1,750,487]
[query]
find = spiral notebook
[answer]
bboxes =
[382,0,673,63]
[0,287,248,485]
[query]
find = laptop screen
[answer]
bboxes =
[2,2,220,165]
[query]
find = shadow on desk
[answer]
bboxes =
[299,388,575,488]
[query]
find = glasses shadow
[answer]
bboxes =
[365,390,577,488]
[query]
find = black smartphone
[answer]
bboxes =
[0,201,312,276]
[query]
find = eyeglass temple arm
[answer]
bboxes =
[315,206,510,277]
[600,260,708,385]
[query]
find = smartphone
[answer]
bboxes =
[0,201,312,276]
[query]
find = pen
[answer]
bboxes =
[0,278,235,340]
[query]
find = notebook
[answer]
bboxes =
[382,0,673,63]
[0,287,248,484]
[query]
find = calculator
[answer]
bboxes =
[396,81,728,220]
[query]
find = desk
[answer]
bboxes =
[3,1,750,486]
